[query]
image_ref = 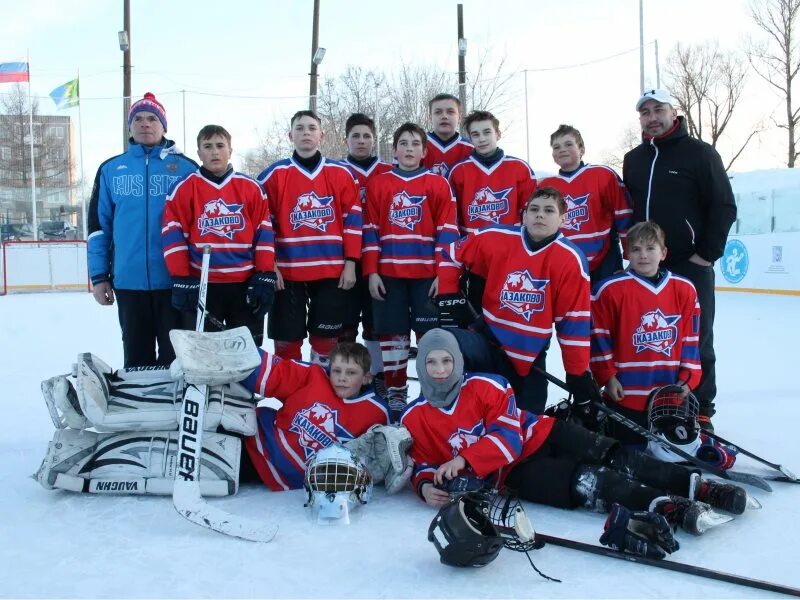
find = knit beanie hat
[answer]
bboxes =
[128,92,167,131]
[416,328,464,408]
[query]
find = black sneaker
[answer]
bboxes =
[697,479,747,515]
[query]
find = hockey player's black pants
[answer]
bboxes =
[505,420,697,511]
[115,289,181,368]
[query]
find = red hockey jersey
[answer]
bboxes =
[590,270,701,411]
[362,168,459,278]
[400,372,556,495]
[162,170,274,283]
[257,157,361,282]
[439,227,591,377]
[344,156,392,207]
[242,351,390,491]
[539,164,632,271]
[423,132,473,177]
[448,152,537,234]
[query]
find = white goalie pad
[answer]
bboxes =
[345,424,414,494]
[43,353,257,436]
[34,428,241,496]
[170,327,261,386]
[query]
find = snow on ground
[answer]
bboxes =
[1,291,799,599]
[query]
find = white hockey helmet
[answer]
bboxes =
[304,443,373,525]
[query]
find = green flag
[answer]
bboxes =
[49,78,79,109]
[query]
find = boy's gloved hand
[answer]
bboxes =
[171,277,200,312]
[436,292,472,329]
[245,271,277,318]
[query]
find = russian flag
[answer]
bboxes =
[0,62,30,83]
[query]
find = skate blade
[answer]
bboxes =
[695,509,734,534]
[746,493,762,510]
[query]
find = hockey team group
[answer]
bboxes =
[34,86,782,569]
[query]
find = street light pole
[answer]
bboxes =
[457,4,467,112]
[309,0,321,113]
[639,0,645,93]
[120,0,132,151]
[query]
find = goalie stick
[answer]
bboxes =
[536,533,800,597]
[530,365,772,493]
[702,430,797,481]
[172,245,278,542]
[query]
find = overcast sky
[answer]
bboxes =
[1,0,786,187]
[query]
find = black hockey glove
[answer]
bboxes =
[436,292,473,329]
[171,276,200,313]
[245,271,277,319]
[599,503,679,560]
[566,371,602,430]
[436,474,488,497]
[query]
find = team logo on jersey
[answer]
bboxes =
[290,402,354,459]
[447,422,485,457]
[632,309,680,356]
[467,186,512,224]
[289,192,336,231]
[562,193,591,231]
[389,191,425,231]
[430,162,448,177]
[499,270,549,321]
[196,198,245,239]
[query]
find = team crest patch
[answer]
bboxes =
[289,192,336,231]
[430,162,448,176]
[389,191,425,230]
[632,309,680,356]
[499,269,549,321]
[467,186,512,224]
[197,198,245,239]
[563,193,591,231]
[448,422,485,456]
[165,162,178,173]
[290,402,352,459]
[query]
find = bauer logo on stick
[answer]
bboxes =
[197,198,245,239]
[499,270,549,321]
[467,186,511,225]
[290,192,336,231]
[632,309,680,356]
[389,191,425,230]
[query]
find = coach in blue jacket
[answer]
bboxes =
[87,92,197,367]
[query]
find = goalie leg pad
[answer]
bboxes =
[34,428,240,496]
[69,353,257,436]
[169,327,262,385]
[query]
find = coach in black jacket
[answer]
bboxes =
[623,89,737,430]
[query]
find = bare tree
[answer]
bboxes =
[748,0,800,167]
[665,42,760,170]
[602,125,641,171]
[465,47,518,116]
[239,118,294,178]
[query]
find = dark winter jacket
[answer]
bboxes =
[622,116,736,265]
[87,139,197,290]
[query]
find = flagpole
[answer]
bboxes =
[27,50,37,241]
[76,70,87,240]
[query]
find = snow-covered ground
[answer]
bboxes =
[1,291,799,599]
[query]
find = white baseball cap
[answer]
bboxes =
[636,89,676,111]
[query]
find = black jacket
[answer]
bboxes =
[622,116,737,265]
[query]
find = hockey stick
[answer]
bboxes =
[172,245,278,542]
[702,430,797,481]
[536,533,800,597]
[530,365,772,492]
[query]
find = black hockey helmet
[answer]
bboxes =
[428,492,504,567]
[647,385,700,445]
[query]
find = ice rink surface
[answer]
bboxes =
[1,290,798,599]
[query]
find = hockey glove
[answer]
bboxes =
[436,474,489,496]
[436,292,473,329]
[566,371,602,430]
[245,271,277,319]
[171,276,200,313]
[599,503,679,560]
[696,434,738,470]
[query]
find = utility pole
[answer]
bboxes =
[309,0,321,113]
[639,0,645,93]
[457,4,467,112]
[655,39,660,88]
[120,0,132,151]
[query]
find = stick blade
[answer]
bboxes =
[726,470,773,492]
[173,482,278,543]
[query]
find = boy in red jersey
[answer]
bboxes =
[341,113,392,379]
[162,125,276,345]
[363,123,459,420]
[539,124,632,284]
[257,111,362,366]
[448,110,537,311]
[423,94,473,177]
[437,187,599,416]
[590,221,701,445]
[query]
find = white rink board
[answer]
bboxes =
[715,233,800,294]
[1,241,89,293]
